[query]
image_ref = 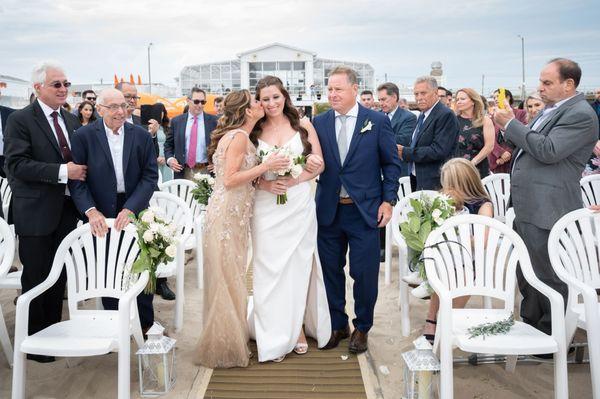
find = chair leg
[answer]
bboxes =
[174,257,185,332]
[439,341,454,399]
[398,249,410,337]
[505,355,517,373]
[586,329,600,398]
[0,305,14,367]
[117,339,131,399]
[554,346,569,399]
[384,224,391,285]
[11,350,26,399]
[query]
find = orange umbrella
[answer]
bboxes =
[129,74,135,84]
[113,75,119,87]
[137,75,142,85]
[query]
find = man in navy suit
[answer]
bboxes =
[398,76,459,190]
[0,90,15,177]
[164,87,218,179]
[69,88,158,333]
[313,66,401,353]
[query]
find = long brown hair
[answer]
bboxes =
[440,158,490,209]
[207,90,252,161]
[251,76,311,156]
[456,88,485,128]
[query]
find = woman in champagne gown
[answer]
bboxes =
[247,76,331,362]
[194,90,290,368]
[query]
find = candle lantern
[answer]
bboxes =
[402,337,440,399]
[136,323,177,397]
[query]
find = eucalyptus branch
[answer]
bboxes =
[467,313,515,339]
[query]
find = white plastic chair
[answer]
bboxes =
[482,173,510,223]
[11,220,149,399]
[424,214,568,399]
[0,176,12,219]
[384,176,412,285]
[159,179,204,288]
[390,190,439,337]
[581,175,600,207]
[548,208,600,398]
[149,191,192,332]
[0,217,16,366]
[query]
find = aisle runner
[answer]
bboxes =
[202,263,368,399]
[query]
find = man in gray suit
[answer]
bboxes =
[494,58,599,336]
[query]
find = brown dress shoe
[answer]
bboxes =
[349,329,368,354]
[322,325,350,350]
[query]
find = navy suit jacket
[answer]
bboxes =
[69,119,158,219]
[390,107,417,177]
[402,102,459,190]
[164,112,218,178]
[313,104,401,228]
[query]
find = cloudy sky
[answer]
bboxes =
[1,0,599,95]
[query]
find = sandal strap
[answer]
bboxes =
[425,319,437,325]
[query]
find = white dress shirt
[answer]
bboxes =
[104,123,126,193]
[185,112,207,164]
[387,106,399,121]
[37,99,70,185]
[334,102,359,153]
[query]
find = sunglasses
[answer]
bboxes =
[192,99,207,105]
[86,97,96,101]
[47,81,71,89]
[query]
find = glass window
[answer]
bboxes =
[249,62,261,72]
[263,62,276,71]
[293,62,305,71]
[278,61,291,70]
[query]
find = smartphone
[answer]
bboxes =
[140,104,164,126]
[497,88,506,109]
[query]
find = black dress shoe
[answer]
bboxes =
[156,280,176,301]
[379,249,385,262]
[348,329,368,354]
[322,325,350,350]
[27,354,56,363]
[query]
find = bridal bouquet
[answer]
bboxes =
[130,206,179,294]
[259,146,305,205]
[191,173,215,208]
[399,193,455,285]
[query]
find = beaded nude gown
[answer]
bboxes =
[195,129,256,368]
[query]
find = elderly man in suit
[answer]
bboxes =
[398,76,459,191]
[0,90,15,177]
[4,62,86,362]
[69,88,158,334]
[164,87,218,179]
[494,58,598,337]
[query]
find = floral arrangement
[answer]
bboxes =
[399,193,455,283]
[468,313,515,339]
[130,206,179,294]
[191,173,215,208]
[259,146,305,205]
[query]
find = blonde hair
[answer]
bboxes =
[456,88,485,128]
[440,158,490,209]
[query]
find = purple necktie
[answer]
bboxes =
[50,111,72,162]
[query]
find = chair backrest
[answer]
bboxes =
[159,179,202,218]
[58,220,141,314]
[0,217,15,278]
[149,191,193,241]
[390,190,440,247]
[482,173,510,222]
[549,208,600,292]
[580,174,600,207]
[423,214,528,309]
[0,176,12,209]
[398,176,412,200]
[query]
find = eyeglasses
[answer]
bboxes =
[99,103,128,111]
[124,95,140,100]
[46,81,71,89]
[192,99,207,105]
[86,97,96,101]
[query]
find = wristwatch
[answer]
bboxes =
[386,199,397,206]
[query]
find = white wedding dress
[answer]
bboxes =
[247,132,331,362]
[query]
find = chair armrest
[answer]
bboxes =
[118,271,149,329]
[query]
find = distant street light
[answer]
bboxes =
[518,35,525,101]
[148,42,153,94]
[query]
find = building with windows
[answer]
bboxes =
[180,43,374,106]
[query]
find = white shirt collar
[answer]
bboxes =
[37,98,61,117]
[547,93,578,111]
[388,106,399,119]
[103,121,124,136]
[422,100,439,119]
[188,112,204,121]
[334,102,359,118]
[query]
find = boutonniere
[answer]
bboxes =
[360,119,374,134]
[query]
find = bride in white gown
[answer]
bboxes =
[247,76,331,362]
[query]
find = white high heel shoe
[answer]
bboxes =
[411,281,431,299]
[402,271,424,286]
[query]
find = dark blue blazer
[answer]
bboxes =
[313,104,401,228]
[0,105,14,132]
[164,112,218,178]
[402,101,459,190]
[390,107,418,177]
[69,119,158,219]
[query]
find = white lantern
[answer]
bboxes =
[402,337,440,399]
[136,323,177,397]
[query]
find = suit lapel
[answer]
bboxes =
[344,105,367,165]
[123,123,134,174]
[32,101,61,157]
[177,113,188,159]
[415,102,439,145]
[326,110,342,168]
[203,114,211,148]
[60,108,77,140]
[94,120,116,175]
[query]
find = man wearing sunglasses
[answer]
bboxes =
[164,87,218,179]
[72,89,99,119]
[4,62,87,363]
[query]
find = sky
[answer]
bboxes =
[1,0,599,95]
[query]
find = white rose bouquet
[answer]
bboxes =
[130,206,179,294]
[259,146,306,205]
[191,173,215,208]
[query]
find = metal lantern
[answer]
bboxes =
[136,323,177,397]
[402,337,440,399]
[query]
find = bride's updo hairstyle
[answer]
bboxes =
[207,89,253,161]
[251,75,312,156]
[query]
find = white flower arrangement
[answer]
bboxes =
[259,145,306,205]
[191,173,215,208]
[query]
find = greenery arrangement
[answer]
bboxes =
[191,173,215,207]
[467,313,515,339]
